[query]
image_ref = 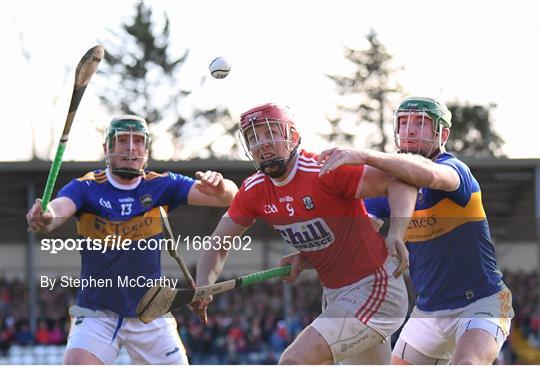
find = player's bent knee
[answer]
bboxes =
[279,326,333,364]
[279,342,332,364]
[64,348,104,365]
[278,350,301,365]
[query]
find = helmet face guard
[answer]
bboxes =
[239,103,300,178]
[105,115,150,179]
[393,97,452,158]
[238,119,298,178]
[394,111,441,157]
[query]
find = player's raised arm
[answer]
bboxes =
[26,197,77,233]
[358,167,417,278]
[319,147,459,192]
[364,150,460,192]
[187,170,238,207]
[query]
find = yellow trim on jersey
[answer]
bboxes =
[76,207,163,241]
[404,191,486,243]
[498,288,513,335]
[77,170,107,183]
[144,171,169,181]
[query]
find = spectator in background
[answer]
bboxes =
[14,321,34,346]
[0,320,15,356]
[48,320,65,345]
[1,271,535,364]
[35,320,50,345]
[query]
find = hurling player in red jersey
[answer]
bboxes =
[193,103,418,364]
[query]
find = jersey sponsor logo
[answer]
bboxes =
[139,194,153,208]
[404,192,486,243]
[264,204,278,214]
[274,218,335,252]
[99,198,112,209]
[407,216,437,229]
[302,196,314,210]
[118,197,134,203]
[77,207,162,241]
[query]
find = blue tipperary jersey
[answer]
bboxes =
[364,153,504,311]
[57,169,195,317]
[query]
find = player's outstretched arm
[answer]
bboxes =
[26,197,76,233]
[358,167,417,278]
[194,214,249,318]
[187,170,238,207]
[318,147,459,192]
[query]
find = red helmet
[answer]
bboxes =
[238,103,300,178]
[240,103,297,130]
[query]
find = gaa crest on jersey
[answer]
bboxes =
[274,217,335,252]
[139,194,153,208]
[302,196,314,210]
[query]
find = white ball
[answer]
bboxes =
[209,57,231,79]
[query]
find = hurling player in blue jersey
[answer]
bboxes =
[26,115,238,365]
[316,97,514,364]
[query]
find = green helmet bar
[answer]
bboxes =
[106,115,150,150]
[394,96,452,134]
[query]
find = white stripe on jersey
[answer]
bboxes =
[298,166,321,173]
[244,172,265,185]
[245,178,265,191]
[298,155,321,165]
[298,160,322,167]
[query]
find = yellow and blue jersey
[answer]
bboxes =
[57,169,195,317]
[364,153,504,311]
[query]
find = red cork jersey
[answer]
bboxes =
[227,150,388,288]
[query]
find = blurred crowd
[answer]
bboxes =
[500,271,540,364]
[0,270,538,364]
[0,278,73,357]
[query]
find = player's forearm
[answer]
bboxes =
[365,150,437,188]
[196,246,229,286]
[220,179,239,206]
[386,178,417,239]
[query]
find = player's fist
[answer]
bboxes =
[277,252,310,284]
[26,199,53,233]
[195,170,225,196]
[385,235,409,279]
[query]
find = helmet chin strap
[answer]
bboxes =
[258,139,301,178]
[111,167,143,180]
